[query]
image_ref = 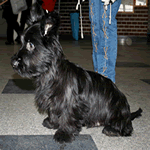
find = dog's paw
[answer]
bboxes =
[42,117,58,129]
[54,129,75,143]
[102,126,120,136]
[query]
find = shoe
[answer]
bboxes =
[15,37,21,44]
[5,41,14,45]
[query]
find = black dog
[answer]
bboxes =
[11,3,142,143]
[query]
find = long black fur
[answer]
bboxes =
[11,3,142,143]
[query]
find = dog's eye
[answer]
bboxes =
[26,42,35,51]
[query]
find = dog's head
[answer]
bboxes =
[11,3,63,78]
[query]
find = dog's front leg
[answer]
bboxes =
[53,111,82,143]
[52,88,89,143]
[54,128,76,143]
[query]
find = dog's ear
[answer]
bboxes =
[43,11,53,36]
[41,11,60,37]
[43,23,53,36]
[27,2,45,26]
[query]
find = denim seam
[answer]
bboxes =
[102,20,108,39]
[94,43,98,52]
[90,0,98,72]
[92,25,97,39]
[104,47,108,60]
[102,8,107,19]
[102,7,108,78]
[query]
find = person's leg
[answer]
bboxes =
[97,0,121,83]
[12,14,21,43]
[20,10,28,32]
[5,18,14,44]
[89,0,101,73]
[107,0,121,83]
[20,0,32,32]
[89,0,111,80]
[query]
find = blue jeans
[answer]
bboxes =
[89,0,121,83]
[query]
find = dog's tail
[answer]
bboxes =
[131,108,143,121]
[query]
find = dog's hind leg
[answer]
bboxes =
[102,126,120,136]
[102,124,133,137]
[102,119,133,137]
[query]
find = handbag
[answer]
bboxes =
[10,0,27,14]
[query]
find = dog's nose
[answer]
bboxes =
[12,59,20,68]
[12,61,19,68]
[11,58,21,68]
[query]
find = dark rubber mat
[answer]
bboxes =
[140,79,150,85]
[2,79,35,94]
[0,135,98,150]
[116,62,150,67]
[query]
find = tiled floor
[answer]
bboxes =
[0,37,150,150]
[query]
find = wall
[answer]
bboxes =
[55,0,149,37]
[148,1,150,35]
[117,6,149,37]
